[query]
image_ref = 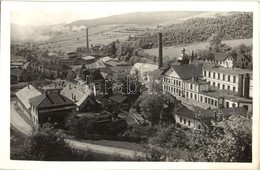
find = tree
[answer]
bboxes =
[205,115,252,162]
[25,53,33,62]
[110,41,117,56]
[22,123,74,161]
[207,34,221,52]
[138,93,169,126]
[66,114,97,138]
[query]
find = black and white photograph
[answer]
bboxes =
[0,1,259,169]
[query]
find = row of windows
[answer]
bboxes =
[163,77,182,86]
[180,117,201,129]
[204,71,237,83]
[209,81,237,92]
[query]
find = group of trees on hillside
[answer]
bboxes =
[128,12,252,49]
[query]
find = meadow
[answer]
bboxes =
[144,38,252,58]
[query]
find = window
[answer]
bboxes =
[180,117,182,123]
[222,84,225,90]
[188,121,191,126]
[211,99,214,105]
[195,94,197,100]
[213,82,215,87]
[179,81,181,86]
[205,97,207,103]
[213,72,215,79]
[190,84,193,90]
[226,101,229,108]
[171,86,173,92]
[243,105,248,111]
[174,88,176,93]
[228,85,230,90]
[200,96,203,102]
[208,98,211,104]
[174,80,176,85]
[233,76,236,83]
[223,74,225,80]
[218,83,220,88]
[228,75,230,82]
[208,71,211,77]
[186,92,188,97]
[184,118,186,124]
[233,87,236,92]
[232,103,236,107]
[204,71,206,77]
[190,92,193,99]
[218,73,220,79]
[215,100,218,106]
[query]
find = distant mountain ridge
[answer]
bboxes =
[67,11,206,28]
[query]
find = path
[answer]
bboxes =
[10,101,143,158]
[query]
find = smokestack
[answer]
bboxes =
[243,73,250,99]
[158,33,163,68]
[86,28,89,53]
[238,74,244,97]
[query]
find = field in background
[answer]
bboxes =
[144,38,252,58]
[38,24,155,52]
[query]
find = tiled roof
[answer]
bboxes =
[60,83,92,107]
[149,67,169,80]
[109,95,128,103]
[101,56,113,63]
[166,64,203,80]
[29,91,74,109]
[214,52,230,61]
[15,85,42,109]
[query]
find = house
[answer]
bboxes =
[131,63,159,84]
[162,63,204,97]
[175,104,248,131]
[15,85,42,119]
[11,69,37,82]
[206,52,250,69]
[60,83,100,112]
[29,91,76,127]
[81,55,96,64]
[203,64,253,98]
[108,95,130,110]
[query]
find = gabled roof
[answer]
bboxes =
[60,83,92,107]
[149,67,169,80]
[109,95,128,104]
[213,52,230,61]
[166,64,203,80]
[29,91,74,109]
[105,60,120,67]
[22,62,31,70]
[236,54,250,62]
[15,85,42,109]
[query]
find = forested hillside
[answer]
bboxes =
[129,12,253,49]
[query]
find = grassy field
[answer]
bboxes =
[38,24,152,52]
[144,38,252,58]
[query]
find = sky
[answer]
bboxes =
[10,2,188,26]
[9,1,255,26]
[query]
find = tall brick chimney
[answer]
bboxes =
[86,28,89,53]
[158,33,163,68]
[243,73,250,99]
[238,74,244,97]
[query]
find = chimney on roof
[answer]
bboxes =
[69,84,72,90]
[158,33,163,68]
